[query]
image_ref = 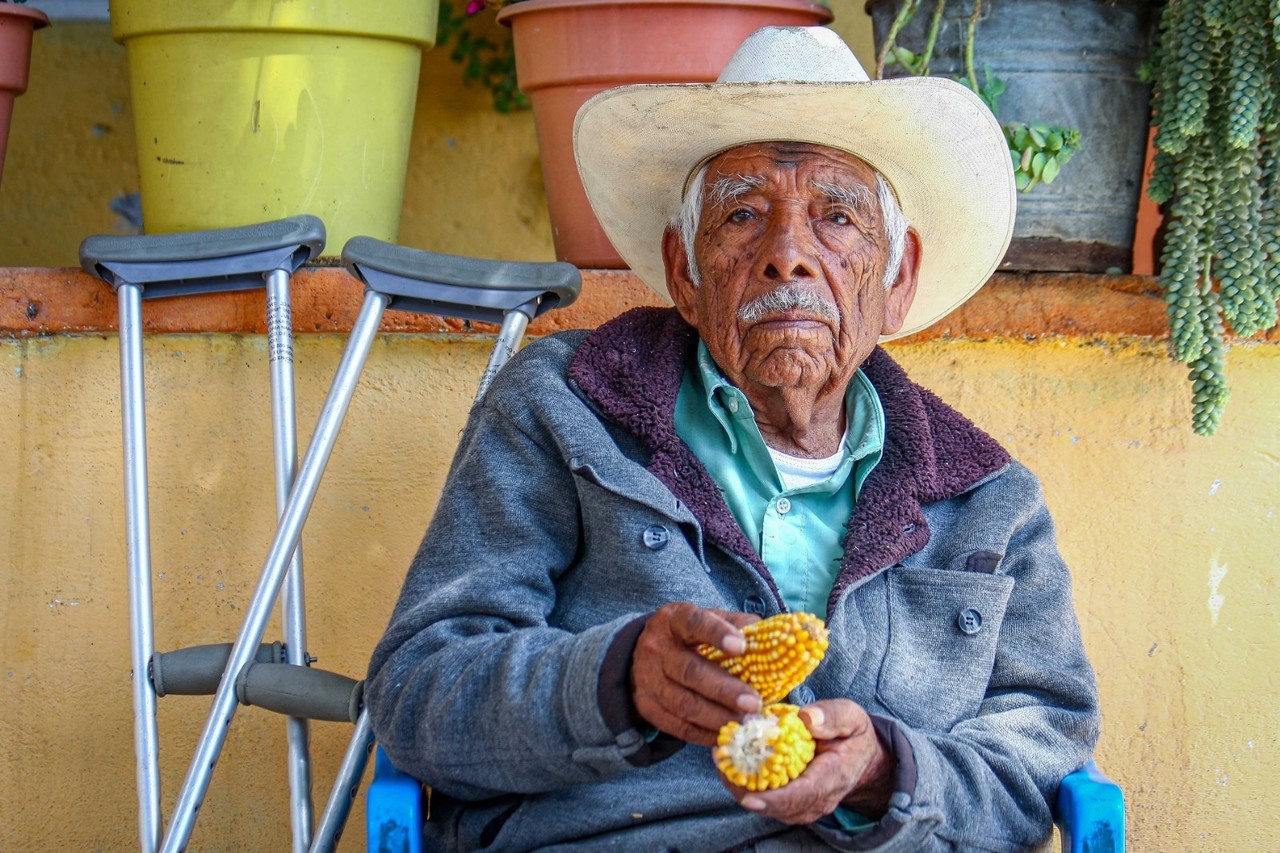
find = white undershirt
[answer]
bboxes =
[766,427,850,491]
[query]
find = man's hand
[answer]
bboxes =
[631,602,762,746]
[720,699,895,825]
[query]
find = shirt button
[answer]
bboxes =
[957,608,983,635]
[641,525,669,550]
[795,685,816,705]
[726,396,740,414]
[743,595,767,616]
[776,497,792,515]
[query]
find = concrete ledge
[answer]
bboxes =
[3,266,1277,343]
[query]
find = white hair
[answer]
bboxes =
[673,162,910,290]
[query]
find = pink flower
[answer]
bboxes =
[465,0,486,14]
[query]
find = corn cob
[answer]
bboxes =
[699,612,829,704]
[715,703,816,791]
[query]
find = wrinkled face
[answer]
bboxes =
[665,142,917,398]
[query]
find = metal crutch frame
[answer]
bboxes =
[82,222,581,852]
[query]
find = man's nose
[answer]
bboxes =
[757,207,818,282]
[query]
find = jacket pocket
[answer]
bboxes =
[876,567,1015,731]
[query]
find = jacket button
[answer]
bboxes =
[642,525,669,550]
[795,685,816,705]
[743,595,767,616]
[957,608,983,635]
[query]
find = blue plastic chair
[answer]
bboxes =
[1056,760,1126,852]
[366,748,1124,852]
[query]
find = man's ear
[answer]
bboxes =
[662,227,701,328]
[880,228,922,336]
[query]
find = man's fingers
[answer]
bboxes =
[664,602,748,656]
[800,699,871,741]
[631,604,765,744]
[735,766,842,825]
[719,610,762,631]
[662,649,760,713]
[639,664,752,731]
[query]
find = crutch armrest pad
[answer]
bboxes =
[79,215,326,293]
[342,237,582,321]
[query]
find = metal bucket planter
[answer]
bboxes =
[111,2,439,251]
[870,0,1157,272]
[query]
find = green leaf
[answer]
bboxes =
[1015,172,1031,191]
[1014,126,1032,150]
[1028,124,1047,147]
[1046,131,1063,152]
[1042,156,1061,184]
[1031,151,1048,179]
[1020,146,1034,172]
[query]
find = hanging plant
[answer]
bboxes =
[1146,0,1280,434]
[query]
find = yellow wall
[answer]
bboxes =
[4,333,1278,850]
[2,11,1278,853]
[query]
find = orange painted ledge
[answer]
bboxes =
[2,266,1277,343]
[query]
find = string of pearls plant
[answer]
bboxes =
[1146,0,1280,434]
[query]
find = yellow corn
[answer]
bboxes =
[715,703,816,791]
[699,612,829,704]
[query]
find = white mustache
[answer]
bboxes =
[738,285,840,324]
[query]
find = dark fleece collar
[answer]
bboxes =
[567,307,1010,606]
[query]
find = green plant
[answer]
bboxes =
[1145,0,1280,435]
[438,0,527,112]
[875,0,1081,194]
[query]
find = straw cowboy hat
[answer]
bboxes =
[573,26,1016,341]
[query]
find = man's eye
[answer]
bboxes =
[728,209,754,223]
[826,211,852,226]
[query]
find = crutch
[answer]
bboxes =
[80,216,326,853]
[305,241,579,852]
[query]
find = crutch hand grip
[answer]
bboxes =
[150,642,285,697]
[236,662,364,723]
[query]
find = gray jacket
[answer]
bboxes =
[365,308,1099,852]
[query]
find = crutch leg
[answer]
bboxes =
[311,708,376,853]
[266,267,316,850]
[117,280,163,853]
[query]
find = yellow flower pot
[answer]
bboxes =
[112,2,438,252]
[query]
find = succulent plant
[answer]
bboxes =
[1147,0,1280,434]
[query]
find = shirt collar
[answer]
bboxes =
[690,339,885,465]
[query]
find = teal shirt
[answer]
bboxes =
[674,342,885,618]
[675,342,885,833]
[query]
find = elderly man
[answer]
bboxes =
[366,26,1098,852]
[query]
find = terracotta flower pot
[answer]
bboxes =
[498,0,833,269]
[0,3,49,189]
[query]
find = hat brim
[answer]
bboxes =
[573,77,1016,341]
